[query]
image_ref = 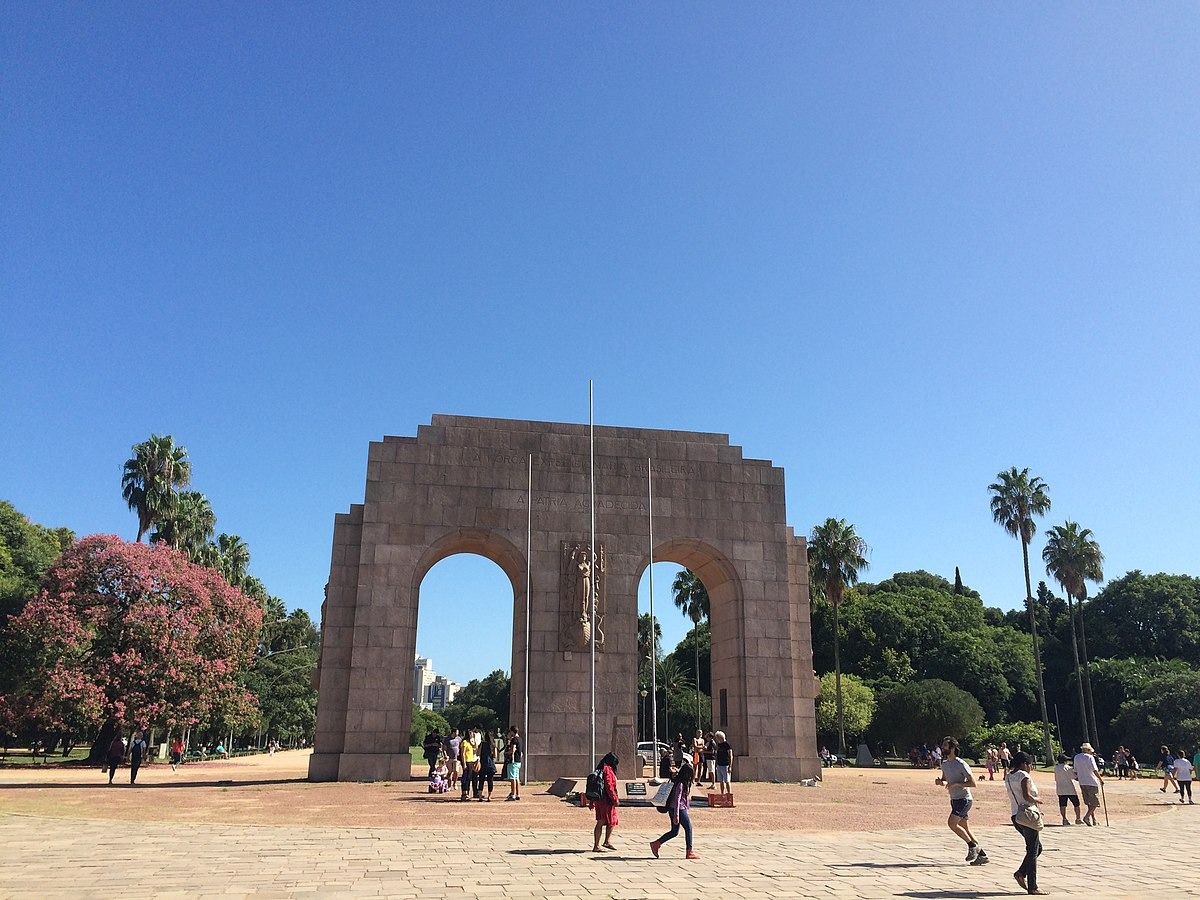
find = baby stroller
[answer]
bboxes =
[429,756,449,793]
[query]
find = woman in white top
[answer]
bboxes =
[1171,748,1194,804]
[1006,751,1047,896]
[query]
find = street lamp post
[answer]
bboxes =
[639,689,648,742]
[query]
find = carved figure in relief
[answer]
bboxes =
[561,542,605,650]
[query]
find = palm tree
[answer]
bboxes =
[121,435,192,542]
[655,656,693,748]
[989,466,1054,763]
[807,518,869,756]
[215,533,251,586]
[1042,522,1104,748]
[671,569,710,731]
[151,491,216,558]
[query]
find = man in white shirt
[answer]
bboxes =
[935,736,989,866]
[1072,742,1104,826]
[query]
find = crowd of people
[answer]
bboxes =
[932,734,1199,895]
[422,725,524,802]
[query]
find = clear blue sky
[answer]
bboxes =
[4,5,1198,685]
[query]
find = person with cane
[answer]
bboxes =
[1073,742,1104,827]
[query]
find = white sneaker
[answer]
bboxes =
[965,846,979,863]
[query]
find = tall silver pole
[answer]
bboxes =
[589,380,597,766]
[524,452,532,784]
[648,457,660,779]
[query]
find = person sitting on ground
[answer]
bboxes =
[429,754,449,793]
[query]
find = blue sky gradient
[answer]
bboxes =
[3,4,1198,683]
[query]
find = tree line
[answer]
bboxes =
[0,435,318,758]
[808,466,1200,764]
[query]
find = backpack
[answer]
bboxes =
[584,766,605,802]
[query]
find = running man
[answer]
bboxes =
[935,736,989,866]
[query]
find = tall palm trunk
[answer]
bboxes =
[1065,595,1088,745]
[1021,538,1054,762]
[693,624,701,730]
[1077,595,1099,748]
[832,590,845,757]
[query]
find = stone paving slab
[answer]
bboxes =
[0,807,1194,899]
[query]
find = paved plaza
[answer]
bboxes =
[2,802,1194,898]
[1,752,1194,898]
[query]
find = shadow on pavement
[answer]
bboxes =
[898,893,1013,898]
[509,848,589,856]
[829,862,945,869]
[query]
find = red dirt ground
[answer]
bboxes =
[0,750,1170,834]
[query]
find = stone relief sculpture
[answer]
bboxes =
[560,541,605,651]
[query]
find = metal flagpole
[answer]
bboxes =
[589,381,596,766]
[524,452,532,785]
[648,457,660,783]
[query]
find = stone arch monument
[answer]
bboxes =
[308,415,819,782]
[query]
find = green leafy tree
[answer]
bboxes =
[654,656,694,742]
[873,679,985,753]
[1086,656,1196,751]
[121,435,192,543]
[0,501,72,624]
[1042,522,1105,748]
[671,568,710,732]
[1110,669,1200,761]
[667,621,711,698]
[1084,572,1200,665]
[815,672,875,746]
[808,518,869,755]
[966,721,1057,763]
[443,670,510,733]
[988,466,1054,763]
[410,706,450,748]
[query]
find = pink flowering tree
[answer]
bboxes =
[1,535,262,752]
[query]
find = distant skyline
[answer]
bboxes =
[4,6,1198,684]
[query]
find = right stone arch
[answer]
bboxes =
[646,529,816,783]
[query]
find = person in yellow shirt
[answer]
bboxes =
[460,736,478,800]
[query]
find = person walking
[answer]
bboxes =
[1054,753,1082,825]
[650,759,699,860]
[104,732,125,785]
[128,731,147,785]
[1006,751,1047,895]
[1073,742,1104,826]
[590,752,620,852]
[504,726,523,801]
[1171,748,1194,804]
[169,736,185,772]
[713,731,733,796]
[935,736,989,865]
[1156,745,1179,795]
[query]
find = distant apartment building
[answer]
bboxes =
[413,652,459,711]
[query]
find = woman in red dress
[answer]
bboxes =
[590,752,620,852]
